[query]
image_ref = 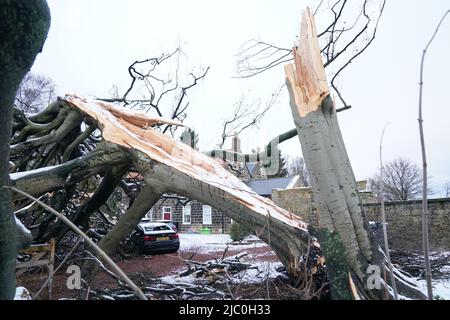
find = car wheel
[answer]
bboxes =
[122,239,137,255]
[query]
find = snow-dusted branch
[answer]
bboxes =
[5,186,148,300]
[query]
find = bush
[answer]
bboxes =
[229,222,251,242]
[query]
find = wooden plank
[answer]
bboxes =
[16,259,50,269]
[21,244,52,254]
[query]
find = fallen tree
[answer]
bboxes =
[6,5,427,300]
[10,95,310,280]
[10,90,425,299]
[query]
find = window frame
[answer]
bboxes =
[202,205,212,225]
[182,205,191,225]
[162,206,172,220]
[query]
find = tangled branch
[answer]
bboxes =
[235,0,386,111]
[98,47,209,135]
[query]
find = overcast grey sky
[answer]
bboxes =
[31,0,450,196]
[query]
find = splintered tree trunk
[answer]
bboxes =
[64,95,311,278]
[0,0,50,299]
[285,9,425,299]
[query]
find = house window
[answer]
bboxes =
[162,206,172,220]
[203,205,212,225]
[182,206,191,225]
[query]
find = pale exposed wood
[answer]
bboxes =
[62,94,311,275]
[285,9,374,280]
[284,7,426,300]
[285,8,330,118]
[63,95,308,232]
[96,100,188,129]
[348,273,361,300]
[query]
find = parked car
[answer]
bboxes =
[155,219,178,232]
[130,221,180,254]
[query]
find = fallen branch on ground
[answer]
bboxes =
[178,253,252,280]
[4,186,148,300]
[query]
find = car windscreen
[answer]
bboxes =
[144,225,171,232]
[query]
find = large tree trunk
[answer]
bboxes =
[0,0,50,299]
[64,95,311,278]
[285,8,425,299]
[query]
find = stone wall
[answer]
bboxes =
[272,187,450,251]
[364,198,450,251]
[271,187,315,224]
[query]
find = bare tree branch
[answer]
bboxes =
[235,0,387,112]
[378,123,398,300]
[218,85,283,149]
[98,47,209,135]
[15,72,56,114]
[417,9,450,300]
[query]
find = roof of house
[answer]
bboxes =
[245,163,258,176]
[244,176,300,197]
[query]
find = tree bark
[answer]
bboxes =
[0,0,50,299]
[285,8,425,299]
[10,143,131,202]
[64,95,312,278]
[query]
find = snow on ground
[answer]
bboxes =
[160,259,284,287]
[14,287,32,300]
[168,234,450,299]
[415,251,450,300]
[417,279,450,300]
[161,234,281,286]
[178,233,267,253]
[228,261,285,284]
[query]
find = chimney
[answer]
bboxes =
[232,135,241,153]
[357,180,368,191]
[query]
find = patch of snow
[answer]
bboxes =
[160,274,198,286]
[417,279,450,300]
[178,233,268,253]
[14,287,32,300]
[15,216,31,237]
[243,235,261,241]
[228,261,284,284]
[160,260,284,288]
[430,251,450,260]
[440,265,450,274]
